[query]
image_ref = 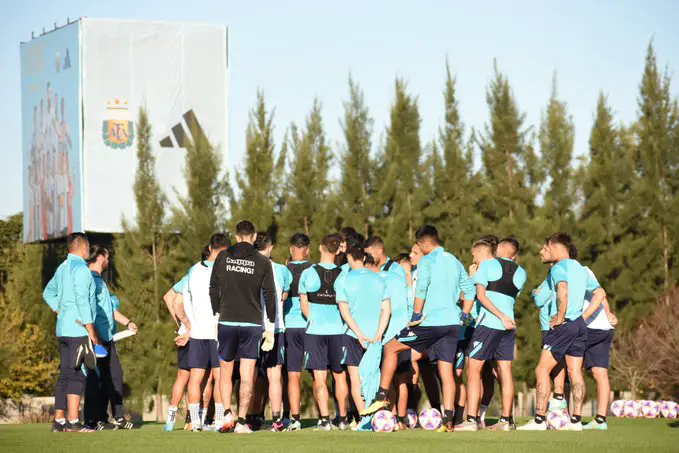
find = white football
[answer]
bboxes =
[610,400,625,417]
[372,410,396,432]
[547,409,570,430]
[623,400,641,418]
[418,408,442,430]
[406,408,418,429]
[641,400,660,418]
[660,401,678,419]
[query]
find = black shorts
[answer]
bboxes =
[542,317,587,363]
[304,334,345,373]
[177,344,190,371]
[218,324,261,362]
[584,329,614,370]
[188,339,220,369]
[468,326,516,361]
[395,349,413,375]
[344,335,365,367]
[455,326,475,369]
[285,328,305,373]
[261,332,285,368]
[397,325,461,364]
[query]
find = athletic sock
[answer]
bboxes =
[292,414,301,422]
[534,414,546,424]
[397,415,407,424]
[553,393,565,401]
[55,418,66,425]
[499,415,510,423]
[595,414,607,424]
[466,415,476,424]
[454,405,465,425]
[68,419,79,425]
[167,406,178,423]
[189,404,201,428]
[571,415,581,423]
[340,415,348,424]
[237,417,247,425]
[444,410,455,424]
[215,403,224,424]
[479,404,489,423]
[200,408,208,426]
[283,410,290,419]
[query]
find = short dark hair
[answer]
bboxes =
[290,233,310,248]
[364,236,385,250]
[500,237,520,255]
[67,232,89,252]
[210,233,230,250]
[415,225,439,243]
[364,251,377,266]
[394,253,411,264]
[345,232,365,250]
[201,245,211,261]
[339,226,357,242]
[86,245,109,264]
[235,221,256,237]
[321,234,341,254]
[547,233,574,250]
[346,244,366,262]
[254,231,273,251]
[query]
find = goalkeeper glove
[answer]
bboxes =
[261,330,275,352]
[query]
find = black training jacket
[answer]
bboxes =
[209,242,276,325]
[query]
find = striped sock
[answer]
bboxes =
[215,403,224,425]
[189,404,201,428]
[167,406,178,423]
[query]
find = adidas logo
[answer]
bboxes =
[159,110,207,148]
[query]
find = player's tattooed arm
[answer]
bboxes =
[174,293,191,332]
[552,282,568,328]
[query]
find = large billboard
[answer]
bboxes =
[80,19,229,233]
[20,22,82,242]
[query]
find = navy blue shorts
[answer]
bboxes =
[304,334,345,373]
[188,339,220,369]
[261,332,286,368]
[285,328,305,373]
[542,317,587,363]
[344,335,365,367]
[397,325,461,364]
[584,329,614,370]
[455,326,475,369]
[218,324,261,362]
[395,349,413,375]
[177,344,190,371]
[468,326,515,362]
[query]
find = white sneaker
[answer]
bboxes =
[562,420,583,431]
[285,420,302,431]
[454,420,479,432]
[234,422,253,434]
[191,423,202,432]
[314,421,332,431]
[548,398,568,412]
[337,421,350,431]
[517,419,548,431]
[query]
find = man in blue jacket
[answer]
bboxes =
[43,233,98,433]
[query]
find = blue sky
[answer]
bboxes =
[1,0,678,219]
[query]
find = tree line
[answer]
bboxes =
[0,42,677,413]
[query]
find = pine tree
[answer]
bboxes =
[374,79,425,254]
[478,62,543,389]
[423,62,478,257]
[615,42,679,320]
[539,75,575,233]
[172,111,230,259]
[280,99,336,260]
[338,76,374,238]
[231,91,285,233]
[114,107,177,419]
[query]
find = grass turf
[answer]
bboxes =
[1,419,678,453]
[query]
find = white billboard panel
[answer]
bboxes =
[81,18,228,233]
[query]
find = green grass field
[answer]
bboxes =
[1,419,678,453]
